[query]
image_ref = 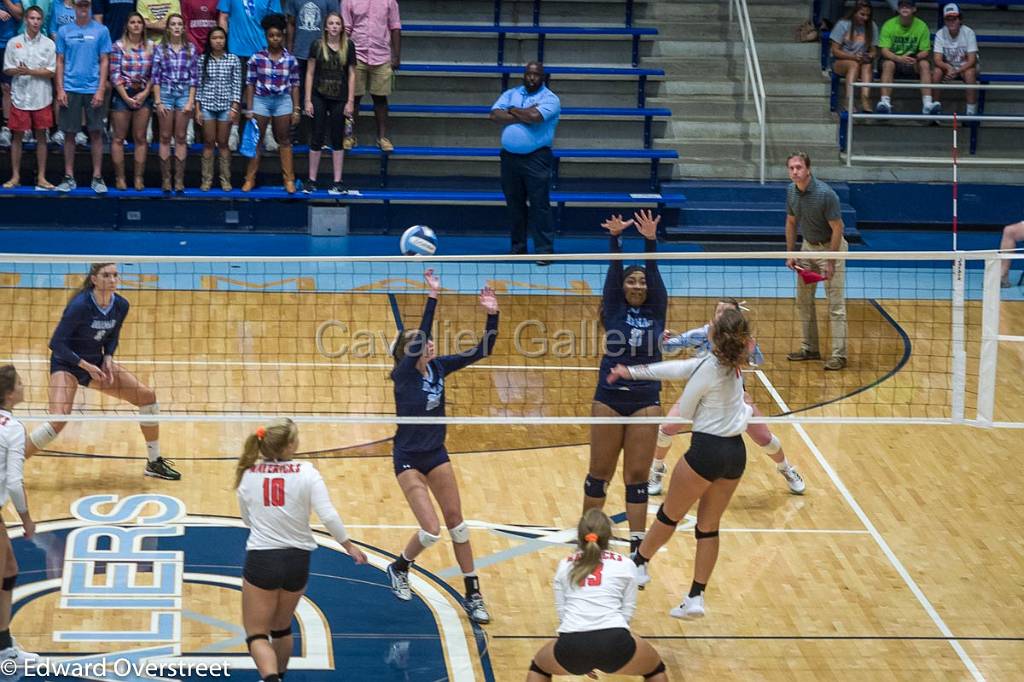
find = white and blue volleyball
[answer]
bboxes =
[400,225,438,256]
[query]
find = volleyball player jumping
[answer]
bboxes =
[527,509,667,681]
[386,269,499,625]
[586,210,666,556]
[648,298,805,496]
[25,263,179,480]
[235,418,367,682]
[609,307,754,620]
[0,365,40,668]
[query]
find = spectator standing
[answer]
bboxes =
[195,25,239,189]
[137,0,177,43]
[94,0,136,49]
[284,0,333,144]
[830,0,878,113]
[932,3,979,116]
[217,0,279,146]
[54,0,111,193]
[876,0,940,115]
[152,12,197,193]
[783,152,847,371]
[303,11,352,194]
[179,0,217,51]
[109,12,152,190]
[0,0,24,148]
[342,0,399,152]
[489,61,560,259]
[48,0,75,37]
[2,5,55,188]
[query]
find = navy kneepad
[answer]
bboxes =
[644,660,667,678]
[584,474,608,499]
[625,482,648,504]
[245,634,269,650]
[529,660,552,678]
[271,626,292,638]
[1,575,16,591]
[655,504,679,528]
[695,527,719,540]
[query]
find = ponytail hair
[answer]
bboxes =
[72,263,116,303]
[234,417,299,488]
[710,307,752,372]
[568,508,612,587]
[0,365,18,408]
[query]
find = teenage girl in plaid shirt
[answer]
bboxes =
[110,13,154,191]
[196,26,241,190]
[241,13,299,194]
[153,13,198,194]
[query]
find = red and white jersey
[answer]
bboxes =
[553,550,638,633]
[237,459,348,552]
[0,409,28,512]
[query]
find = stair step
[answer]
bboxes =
[664,223,863,243]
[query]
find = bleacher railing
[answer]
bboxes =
[843,81,1024,166]
[729,0,767,184]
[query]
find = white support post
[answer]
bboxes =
[976,257,1002,425]
[950,256,966,422]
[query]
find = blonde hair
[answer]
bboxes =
[317,12,349,65]
[234,417,299,488]
[568,509,612,587]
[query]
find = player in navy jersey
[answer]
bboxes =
[648,298,805,496]
[25,263,180,481]
[586,210,666,557]
[385,269,499,625]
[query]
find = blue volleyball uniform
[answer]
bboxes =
[49,291,130,386]
[391,297,499,475]
[594,235,667,415]
[663,323,765,366]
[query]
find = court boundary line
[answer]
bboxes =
[491,634,1024,642]
[755,369,985,681]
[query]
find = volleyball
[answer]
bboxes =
[400,225,438,256]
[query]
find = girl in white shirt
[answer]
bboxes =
[527,509,667,681]
[609,307,753,620]
[235,417,367,682]
[0,365,39,668]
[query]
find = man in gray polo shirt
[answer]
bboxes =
[784,151,847,370]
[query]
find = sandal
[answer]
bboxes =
[2,179,17,189]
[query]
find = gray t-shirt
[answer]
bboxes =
[786,176,842,244]
[830,19,880,57]
[286,0,339,59]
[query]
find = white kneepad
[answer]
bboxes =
[30,423,58,449]
[761,434,782,455]
[657,429,674,449]
[139,403,160,428]
[417,528,441,548]
[448,522,470,544]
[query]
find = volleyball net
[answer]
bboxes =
[0,249,1020,428]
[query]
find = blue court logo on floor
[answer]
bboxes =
[11,494,471,681]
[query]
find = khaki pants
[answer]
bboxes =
[796,238,847,360]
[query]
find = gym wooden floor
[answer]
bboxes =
[3,286,1022,681]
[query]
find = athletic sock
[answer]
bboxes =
[689,581,706,598]
[146,441,160,463]
[632,551,649,567]
[464,574,480,596]
[776,457,791,471]
[923,95,934,107]
[629,532,645,555]
[393,553,412,573]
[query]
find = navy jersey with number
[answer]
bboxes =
[49,291,130,366]
[596,235,667,396]
[391,297,499,455]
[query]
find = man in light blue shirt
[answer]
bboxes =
[490,61,560,259]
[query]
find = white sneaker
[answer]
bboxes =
[51,130,65,146]
[0,127,11,148]
[228,126,239,151]
[0,645,40,667]
[146,124,153,144]
[464,593,491,624]
[74,131,88,146]
[779,465,806,495]
[923,101,942,115]
[22,130,35,145]
[264,128,278,152]
[669,594,705,620]
[648,460,667,496]
[387,562,412,601]
[186,120,195,146]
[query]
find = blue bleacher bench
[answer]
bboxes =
[402,23,658,67]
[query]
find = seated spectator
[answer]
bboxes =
[932,3,978,116]
[830,0,878,113]
[152,12,197,194]
[109,12,153,191]
[303,11,353,195]
[241,13,298,193]
[2,5,55,189]
[876,0,940,116]
[196,26,240,190]
[1001,220,1023,288]
[54,0,111,194]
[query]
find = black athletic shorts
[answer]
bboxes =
[684,432,747,482]
[243,548,311,592]
[593,385,661,417]
[553,628,637,675]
